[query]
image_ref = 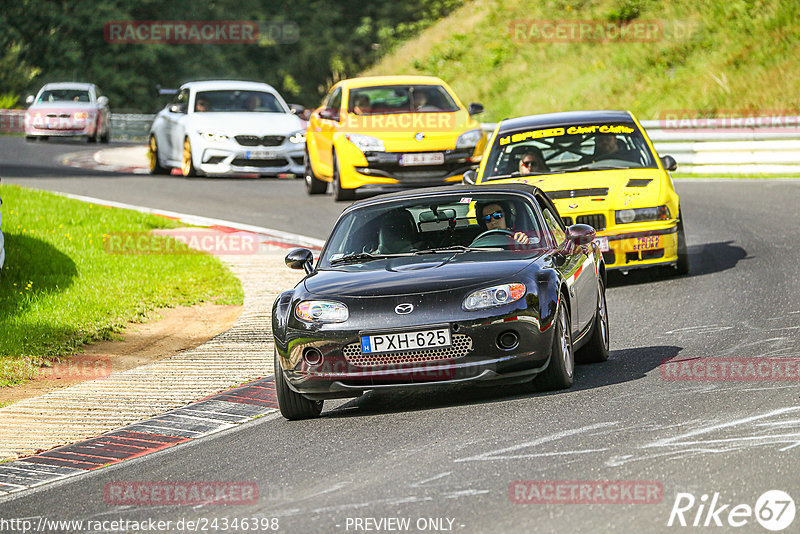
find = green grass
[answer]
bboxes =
[363,0,800,123]
[0,185,243,387]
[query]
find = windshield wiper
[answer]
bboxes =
[569,165,629,172]
[329,252,392,265]
[413,246,503,254]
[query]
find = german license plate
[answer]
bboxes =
[632,235,661,251]
[399,152,445,166]
[360,328,451,354]
[595,236,609,252]
[245,150,276,159]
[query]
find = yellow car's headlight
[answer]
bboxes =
[346,133,385,152]
[615,206,670,224]
[456,129,483,149]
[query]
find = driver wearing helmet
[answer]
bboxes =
[477,201,531,245]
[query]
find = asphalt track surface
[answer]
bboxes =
[2,137,800,533]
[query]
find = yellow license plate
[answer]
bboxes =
[629,235,661,251]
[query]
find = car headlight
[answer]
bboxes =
[615,206,670,224]
[289,130,306,144]
[346,133,385,152]
[463,283,526,311]
[456,129,483,149]
[199,132,230,143]
[295,300,349,323]
[73,112,90,120]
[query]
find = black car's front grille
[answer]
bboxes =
[547,188,609,200]
[234,135,286,147]
[577,214,606,231]
[342,334,472,367]
[231,157,288,167]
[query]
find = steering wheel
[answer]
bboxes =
[470,229,515,247]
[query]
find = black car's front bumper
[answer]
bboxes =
[277,316,555,400]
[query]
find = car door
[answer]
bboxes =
[312,86,342,178]
[163,88,190,162]
[538,195,595,336]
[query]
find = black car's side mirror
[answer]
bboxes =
[462,169,477,185]
[566,224,596,249]
[286,248,314,274]
[467,102,484,116]
[660,155,678,171]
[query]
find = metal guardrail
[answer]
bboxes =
[3,109,798,174]
[0,109,155,141]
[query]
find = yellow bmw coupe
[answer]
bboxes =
[305,75,487,201]
[472,110,688,274]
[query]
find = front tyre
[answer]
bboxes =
[274,349,323,420]
[674,216,690,276]
[182,137,198,177]
[575,278,610,363]
[148,135,169,175]
[332,151,354,201]
[535,301,574,391]
[304,147,328,194]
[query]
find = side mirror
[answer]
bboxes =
[660,155,677,171]
[566,224,596,248]
[462,169,477,185]
[25,95,34,105]
[285,248,314,274]
[467,102,484,116]
[318,108,338,121]
[169,103,187,114]
[97,96,109,107]
[289,103,305,115]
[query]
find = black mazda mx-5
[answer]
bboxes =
[272,183,609,419]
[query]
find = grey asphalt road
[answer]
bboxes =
[1,137,799,533]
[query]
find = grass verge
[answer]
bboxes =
[0,184,243,387]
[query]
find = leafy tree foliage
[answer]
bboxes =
[2,0,461,111]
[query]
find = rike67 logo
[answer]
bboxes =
[668,490,795,531]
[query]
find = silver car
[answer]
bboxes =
[24,82,111,143]
[148,80,306,177]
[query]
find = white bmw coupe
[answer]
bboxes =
[148,80,306,177]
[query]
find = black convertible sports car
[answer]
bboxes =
[272,183,609,419]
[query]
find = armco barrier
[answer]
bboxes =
[0,109,154,141]
[481,117,800,175]
[3,108,798,174]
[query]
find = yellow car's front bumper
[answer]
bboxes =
[594,221,679,271]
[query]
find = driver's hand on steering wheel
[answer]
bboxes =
[513,232,530,244]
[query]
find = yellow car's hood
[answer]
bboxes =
[486,168,665,213]
[345,110,479,151]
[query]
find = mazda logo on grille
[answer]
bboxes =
[414,132,425,141]
[395,303,414,314]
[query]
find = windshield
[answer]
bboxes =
[319,193,547,268]
[347,85,459,115]
[482,122,657,180]
[194,90,285,113]
[37,89,91,103]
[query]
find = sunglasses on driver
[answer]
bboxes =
[481,210,504,222]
